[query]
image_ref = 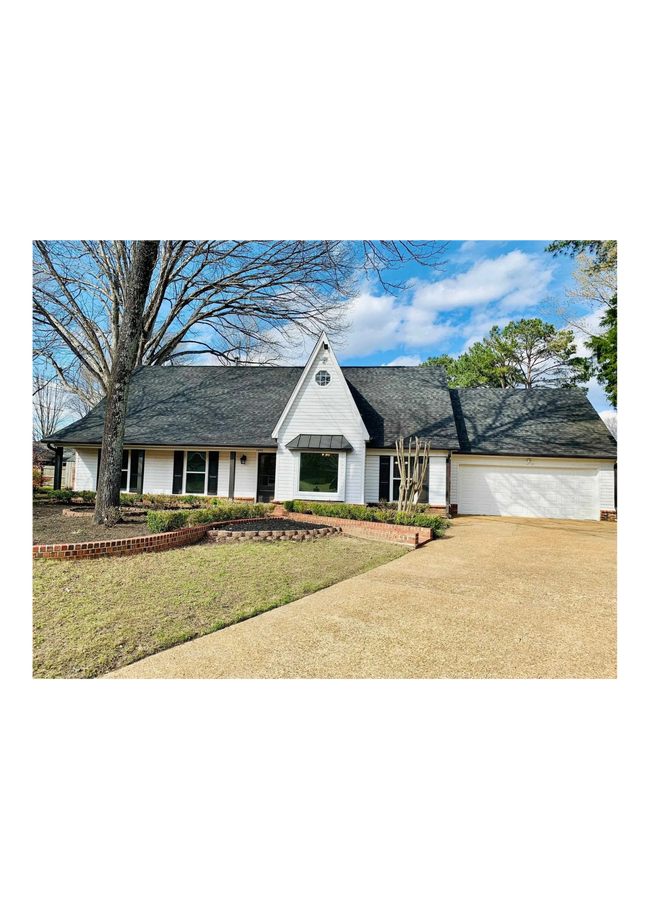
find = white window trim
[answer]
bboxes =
[183,450,209,496]
[120,449,132,493]
[294,451,347,502]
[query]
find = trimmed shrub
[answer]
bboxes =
[76,490,97,503]
[48,489,75,503]
[285,500,450,535]
[147,510,190,533]
[283,500,295,511]
[146,502,274,533]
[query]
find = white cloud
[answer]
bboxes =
[449,240,510,265]
[382,355,423,366]
[412,250,553,311]
[335,250,557,361]
[459,240,477,252]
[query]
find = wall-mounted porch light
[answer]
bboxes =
[240,455,247,465]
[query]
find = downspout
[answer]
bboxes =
[446,451,453,517]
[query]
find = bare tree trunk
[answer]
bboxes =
[395,437,431,512]
[94,241,159,525]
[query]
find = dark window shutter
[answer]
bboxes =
[207,452,219,495]
[96,449,101,489]
[379,455,391,501]
[172,451,184,494]
[130,449,145,494]
[417,455,429,504]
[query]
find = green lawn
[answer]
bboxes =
[33,535,407,679]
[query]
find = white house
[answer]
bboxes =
[47,333,617,521]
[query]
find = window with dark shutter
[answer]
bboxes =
[207,452,219,495]
[172,451,184,494]
[379,455,391,501]
[121,450,129,491]
[129,449,145,494]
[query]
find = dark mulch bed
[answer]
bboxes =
[217,518,324,533]
[33,504,151,545]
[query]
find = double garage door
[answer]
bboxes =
[458,464,599,521]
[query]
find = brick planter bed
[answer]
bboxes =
[207,519,340,543]
[33,517,271,561]
[286,512,434,548]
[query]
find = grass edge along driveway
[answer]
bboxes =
[33,535,407,679]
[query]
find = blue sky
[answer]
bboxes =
[326,240,612,415]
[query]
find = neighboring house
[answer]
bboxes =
[33,443,75,488]
[46,333,617,521]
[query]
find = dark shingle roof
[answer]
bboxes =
[48,365,615,459]
[450,388,617,459]
[343,366,459,449]
[50,366,303,448]
[49,364,460,450]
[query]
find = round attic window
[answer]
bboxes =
[315,370,331,387]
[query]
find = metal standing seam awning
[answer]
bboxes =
[284,434,353,451]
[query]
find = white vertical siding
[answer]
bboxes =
[215,450,260,499]
[233,450,259,499]
[451,456,459,504]
[75,448,99,490]
[599,463,616,510]
[364,454,380,503]
[428,455,447,506]
[275,341,367,503]
[217,452,231,498]
[142,450,175,494]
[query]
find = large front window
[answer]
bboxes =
[299,452,339,493]
[392,456,428,503]
[185,451,207,494]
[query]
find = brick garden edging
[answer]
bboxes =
[33,510,437,559]
[286,512,433,548]
[32,517,270,561]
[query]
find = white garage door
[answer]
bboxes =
[458,464,599,520]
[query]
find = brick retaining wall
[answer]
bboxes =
[33,517,270,561]
[286,512,432,547]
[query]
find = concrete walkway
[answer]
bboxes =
[103,516,617,679]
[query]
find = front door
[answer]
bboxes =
[257,452,277,503]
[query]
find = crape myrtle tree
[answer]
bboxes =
[33,239,447,526]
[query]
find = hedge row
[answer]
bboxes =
[146,503,275,533]
[282,500,449,535]
[120,493,223,509]
[34,489,232,510]
[34,488,96,503]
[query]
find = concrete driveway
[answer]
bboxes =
[104,516,617,679]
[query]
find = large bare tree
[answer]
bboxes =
[33,373,67,440]
[33,239,447,525]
